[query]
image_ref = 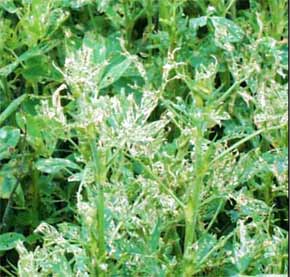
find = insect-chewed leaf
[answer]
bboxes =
[99,58,131,89]
[35,158,80,174]
[0,126,20,160]
[195,233,217,263]
[0,170,17,199]
[59,0,93,9]
[83,32,107,65]
[0,232,25,251]
[46,8,69,37]
[189,16,208,31]
[210,16,244,50]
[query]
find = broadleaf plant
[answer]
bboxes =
[0,0,288,276]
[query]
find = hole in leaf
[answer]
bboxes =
[132,17,148,41]
[214,72,222,88]
[240,80,247,88]
[183,2,202,17]
[208,124,225,141]
[197,25,209,39]
[236,0,250,10]
[273,195,289,231]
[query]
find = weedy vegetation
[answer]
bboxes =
[0,0,288,276]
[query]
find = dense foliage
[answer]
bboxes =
[0,0,288,276]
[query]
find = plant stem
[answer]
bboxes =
[31,165,40,228]
[211,123,287,164]
[205,199,224,232]
[0,182,19,233]
[123,0,132,47]
[183,176,203,254]
[87,4,97,31]
[90,139,106,275]
[0,94,27,126]
[183,131,207,275]
[0,265,15,277]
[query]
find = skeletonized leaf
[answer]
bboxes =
[211,16,244,50]
[0,126,20,160]
[99,58,131,89]
[211,16,244,42]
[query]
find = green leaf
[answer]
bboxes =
[0,0,17,13]
[0,126,20,160]
[96,0,112,12]
[0,95,27,126]
[0,40,60,77]
[150,219,161,252]
[22,56,63,82]
[0,170,17,199]
[19,113,64,157]
[46,9,69,37]
[15,183,25,207]
[35,158,80,174]
[236,255,252,273]
[189,16,208,31]
[99,58,131,89]
[196,234,217,264]
[0,232,25,251]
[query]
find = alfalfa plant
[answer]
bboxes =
[0,0,288,276]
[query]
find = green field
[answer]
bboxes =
[0,0,288,276]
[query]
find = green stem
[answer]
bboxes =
[205,199,224,232]
[31,165,40,227]
[146,0,153,33]
[145,0,153,55]
[87,4,97,31]
[228,0,236,18]
[0,94,27,126]
[211,123,287,164]
[213,76,248,107]
[170,2,177,49]
[263,172,273,205]
[183,132,207,275]
[0,265,15,277]
[0,181,19,233]
[123,0,132,46]
[184,175,203,254]
[0,77,10,104]
[193,232,234,274]
[89,139,106,275]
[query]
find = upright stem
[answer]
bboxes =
[183,131,207,275]
[0,182,19,233]
[123,0,132,47]
[87,4,97,31]
[263,172,273,206]
[31,166,40,228]
[146,0,153,33]
[184,175,203,253]
[89,139,106,275]
[145,0,153,56]
[230,0,236,18]
[0,94,27,126]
